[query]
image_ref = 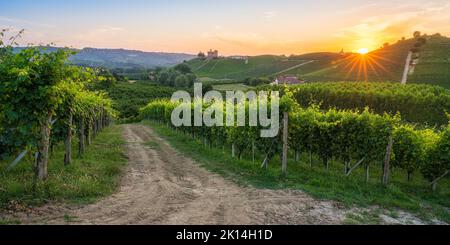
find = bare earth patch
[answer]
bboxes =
[1,124,444,224]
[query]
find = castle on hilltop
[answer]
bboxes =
[207,49,218,59]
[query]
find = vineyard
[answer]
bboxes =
[260,82,450,126]
[0,45,114,181]
[140,94,449,191]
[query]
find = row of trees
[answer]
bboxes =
[139,95,449,190]
[259,82,450,126]
[0,40,114,180]
[242,77,272,86]
[155,63,197,88]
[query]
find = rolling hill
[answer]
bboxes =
[14,47,195,69]
[185,36,450,88]
[298,35,450,87]
[186,55,313,81]
[408,35,450,88]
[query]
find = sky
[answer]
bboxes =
[1,0,449,55]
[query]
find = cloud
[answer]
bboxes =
[331,2,450,51]
[0,16,53,28]
[263,11,278,19]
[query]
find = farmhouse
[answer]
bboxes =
[272,75,304,85]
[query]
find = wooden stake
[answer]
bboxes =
[64,113,72,166]
[382,136,394,186]
[232,143,235,158]
[281,112,288,176]
[36,113,52,180]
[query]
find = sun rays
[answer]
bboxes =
[334,49,398,82]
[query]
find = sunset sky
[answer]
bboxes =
[1,0,449,55]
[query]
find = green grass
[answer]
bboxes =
[0,218,21,225]
[409,35,450,88]
[0,125,127,209]
[343,210,382,225]
[143,121,450,223]
[187,56,310,81]
[212,83,251,91]
[143,140,160,149]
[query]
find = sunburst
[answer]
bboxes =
[334,49,397,82]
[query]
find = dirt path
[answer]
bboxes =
[2,124,436,225]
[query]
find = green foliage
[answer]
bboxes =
[260,81,450,126]
[421,125,450,182]
[155,65,197,88]
[186,55,309,81]
[243,77,271,86]
[146,121,450,223]
[0,125,126,207]
[0,44,114,163]
[140,94,447,187]
[392,125,426,178]
[105,81,176,119]
[0,47,73,154]
[174,63,192,74]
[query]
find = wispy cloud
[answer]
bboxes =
[263,11,278,19]
[0,16,53,28]
[331,2,450,51]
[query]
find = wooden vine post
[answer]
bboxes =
[78,118,86,157]
[36,112,52,180]
[64,113,72,165]
[232,143,236,158]
[382,136,394,186]
[281,111,288,177]
[431,170,449,191]
[252,140,255,164]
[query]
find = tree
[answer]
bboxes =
[202,84,213,95]
[157,71,170,86]
[417,37,427,45]
[197,51,205,58]
[413,31,421,39]
[175,74,188,88]
[185,73,197,87]
[174,63,192,74]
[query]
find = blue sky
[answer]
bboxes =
[1,0,449,55]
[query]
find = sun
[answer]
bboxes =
[357,48,369,55]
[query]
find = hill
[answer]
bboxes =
[408,35,450,88]
[14,47,195,69]
[186,36,449,88]
[185,55,314,81]
[299,36,450,88]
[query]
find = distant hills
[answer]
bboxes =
[296,35,450,88]
[185,35,450,88]
[14,47,195,69]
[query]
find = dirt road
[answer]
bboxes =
[3,124,433,224]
